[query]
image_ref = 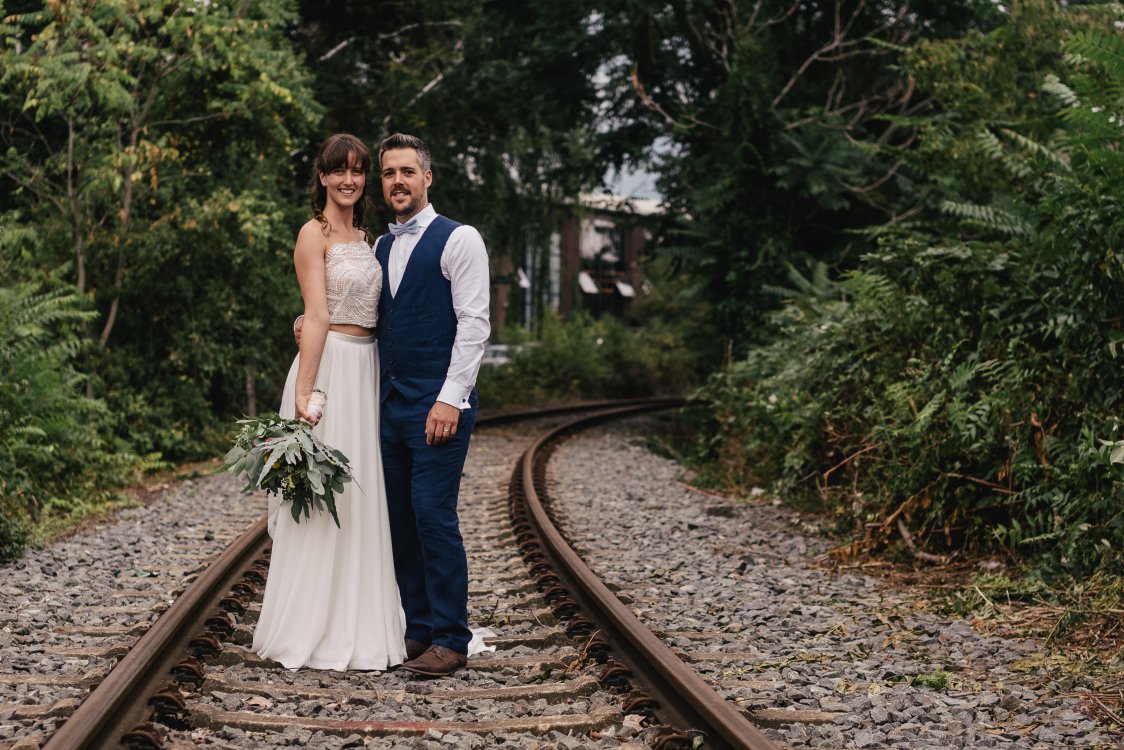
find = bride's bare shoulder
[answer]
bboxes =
[295,220,330,256]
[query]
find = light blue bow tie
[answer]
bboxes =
[388,217,421,236]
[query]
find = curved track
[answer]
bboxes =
[38,399,777,750]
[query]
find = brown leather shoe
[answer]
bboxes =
[402,644,467,677]
[404,638,429,662]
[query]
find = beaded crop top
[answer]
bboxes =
[325,241,381,328]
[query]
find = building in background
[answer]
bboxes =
[491,192,661,337]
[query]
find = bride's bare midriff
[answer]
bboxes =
[330,324,375,337]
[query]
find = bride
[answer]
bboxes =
[253,133,406,671]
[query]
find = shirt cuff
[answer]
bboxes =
[437,381,472,410]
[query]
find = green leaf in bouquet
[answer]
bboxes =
[296,428,314,456]
[257,444,289,485]
[223,412,351,530]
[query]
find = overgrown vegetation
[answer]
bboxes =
[696,7,1124,581]
[1,0,1121,602]
[0,280,153,562]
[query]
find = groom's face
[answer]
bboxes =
[381,148,432,221]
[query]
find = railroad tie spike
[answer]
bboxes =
[565,615,595,637]
[651,726,700,750]
[551,597,579,618]
[597,660,633,689]
[170,656,206,689]
[542,583,569,603]
[121,722,164,750]
[231,580,257,598]
[622,690,660,716]
[528,560,553,576]
[188,632,223,659]
[218,595,248,615]
[579,630,612,662]
[149,684,190,729]
[204,611,237,637]
[535,572,561,587]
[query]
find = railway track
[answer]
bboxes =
[21,399,779,750]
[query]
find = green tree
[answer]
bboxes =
[0,0,322,456]
[697,3,1124,578]
[588,0,1004,352]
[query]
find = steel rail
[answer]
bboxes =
[40,398,678,749]
[42,516,271,750]
[517,402,780,750]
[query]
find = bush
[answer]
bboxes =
[694,23,1124,579]
[0,283,150,563]
[478,310,698,408]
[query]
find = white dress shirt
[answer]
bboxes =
[386,204,490,409]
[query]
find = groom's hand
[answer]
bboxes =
[426,401,460,446]
[293,315,304,347]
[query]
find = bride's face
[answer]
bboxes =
[320,154,366,210]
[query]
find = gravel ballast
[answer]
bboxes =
[546,417,1120,750]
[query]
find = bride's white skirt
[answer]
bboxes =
[253,332,406,671]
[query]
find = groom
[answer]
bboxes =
[375,133,490,676]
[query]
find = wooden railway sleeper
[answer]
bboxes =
[121,722,164,750]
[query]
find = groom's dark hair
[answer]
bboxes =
[379,133,432,173]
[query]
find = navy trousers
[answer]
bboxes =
[380,388,475,654]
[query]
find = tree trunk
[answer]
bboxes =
[245,365,257,417]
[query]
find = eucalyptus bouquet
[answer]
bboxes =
[222,392,351,528]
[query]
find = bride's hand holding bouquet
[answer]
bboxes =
[222,389,351,528]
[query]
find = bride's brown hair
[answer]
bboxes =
[310,133,372,235]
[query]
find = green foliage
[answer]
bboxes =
[911,669,951,690]
[0,0,321,459]
[223,412,352,528]
[478,311,696,408]
[0,280,148,562]
[588,0,1005,352]
[695,10,1124,580]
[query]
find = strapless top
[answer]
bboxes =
[325,241,381,328]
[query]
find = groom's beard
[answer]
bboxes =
[387,184,421,219]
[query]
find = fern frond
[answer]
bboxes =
[998,128,1072,171]
[1066,30,1124,79]
[1041,74,1081,108]
[939,201,1032,237]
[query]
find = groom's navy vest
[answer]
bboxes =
[375,216,461,403]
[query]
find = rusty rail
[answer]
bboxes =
[510,401,779,750]
[41,398,683,749]
[42,517,271,750]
